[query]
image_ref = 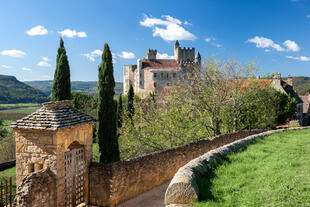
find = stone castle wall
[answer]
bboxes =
[89,130,264,206]
[123,65,137,94]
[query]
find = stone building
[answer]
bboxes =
[261,72,305,125]
[123,40,201,97]
[11,100,96,207]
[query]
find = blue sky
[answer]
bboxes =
[0,0,309,82]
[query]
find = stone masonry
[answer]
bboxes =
[11,100,96,207]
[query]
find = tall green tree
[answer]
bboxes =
[51,38,71,101]
[126,84,135,120]
[97,43,120,163]
[117,94,123,128]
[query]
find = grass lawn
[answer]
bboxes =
[195,129,310,207]
[0,166,16,195]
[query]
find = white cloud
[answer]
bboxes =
[22,67,32,71]
[247,36,285,51]
[58,29,87,38]
[205,36,222,48]
[205,37,215,42]
[286,55,310,61]
[156,52,174,59]
[26,25,48,36]
[283,40,300,52]
[1,50,26,58]
[184,21,192,26]
[247,36,301,52]
[37,57,51,67]
[82,49,103,62]
[42,57,50,62]
[82,49,116,63]
[37,61,51,67]
[0,65,9,68]
[118,51,136,59]
[140,15,196,41]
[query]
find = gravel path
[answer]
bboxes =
[116,181,170,207]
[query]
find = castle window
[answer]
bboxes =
[161,73,164,78]
[167,73,169,79]
[154,82,157,88]
[154,73,157,78]
[140,81,143,86]
[173,73,176,78]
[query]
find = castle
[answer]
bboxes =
[123,40,201,97]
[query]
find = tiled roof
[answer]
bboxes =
[142,59,180,70]
[11,100,96,130]
[280,80,302,103]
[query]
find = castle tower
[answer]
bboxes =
[173,40,195,64]
[146,48,157,60]
[174,40,180,63]
[195,52,201,65]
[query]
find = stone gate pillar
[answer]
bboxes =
[11,100,96,207]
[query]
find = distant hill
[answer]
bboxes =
[24,80,123,96]
[291,77,310,96]
[0,75,49,104]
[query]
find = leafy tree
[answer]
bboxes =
[51,38,71,101]
[71,91,97,118]
[126,84,135,120]
[116,94,123,128]
[97,43,120,163]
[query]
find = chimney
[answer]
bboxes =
[273,72,281,80]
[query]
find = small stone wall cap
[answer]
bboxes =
[42,100,72,109]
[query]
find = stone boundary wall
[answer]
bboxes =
[14,167,56,207]
[89,130,264,206]
[0,160,15,171]
[164,127,310,206]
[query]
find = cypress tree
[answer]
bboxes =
[51,38,71,101]
[97,43,120,163]
[126,84,135,120]
[116,94,123,128]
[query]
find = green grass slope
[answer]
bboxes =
[195,129,310,207]
[0,75,49,104]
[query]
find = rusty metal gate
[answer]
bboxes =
[64,147,85,207]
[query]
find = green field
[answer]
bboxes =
[0,103,40,121]
[0,166,16,195]
[195,129,310,207]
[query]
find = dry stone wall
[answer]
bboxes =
[89,130,264,206]
[14,167,56,207]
